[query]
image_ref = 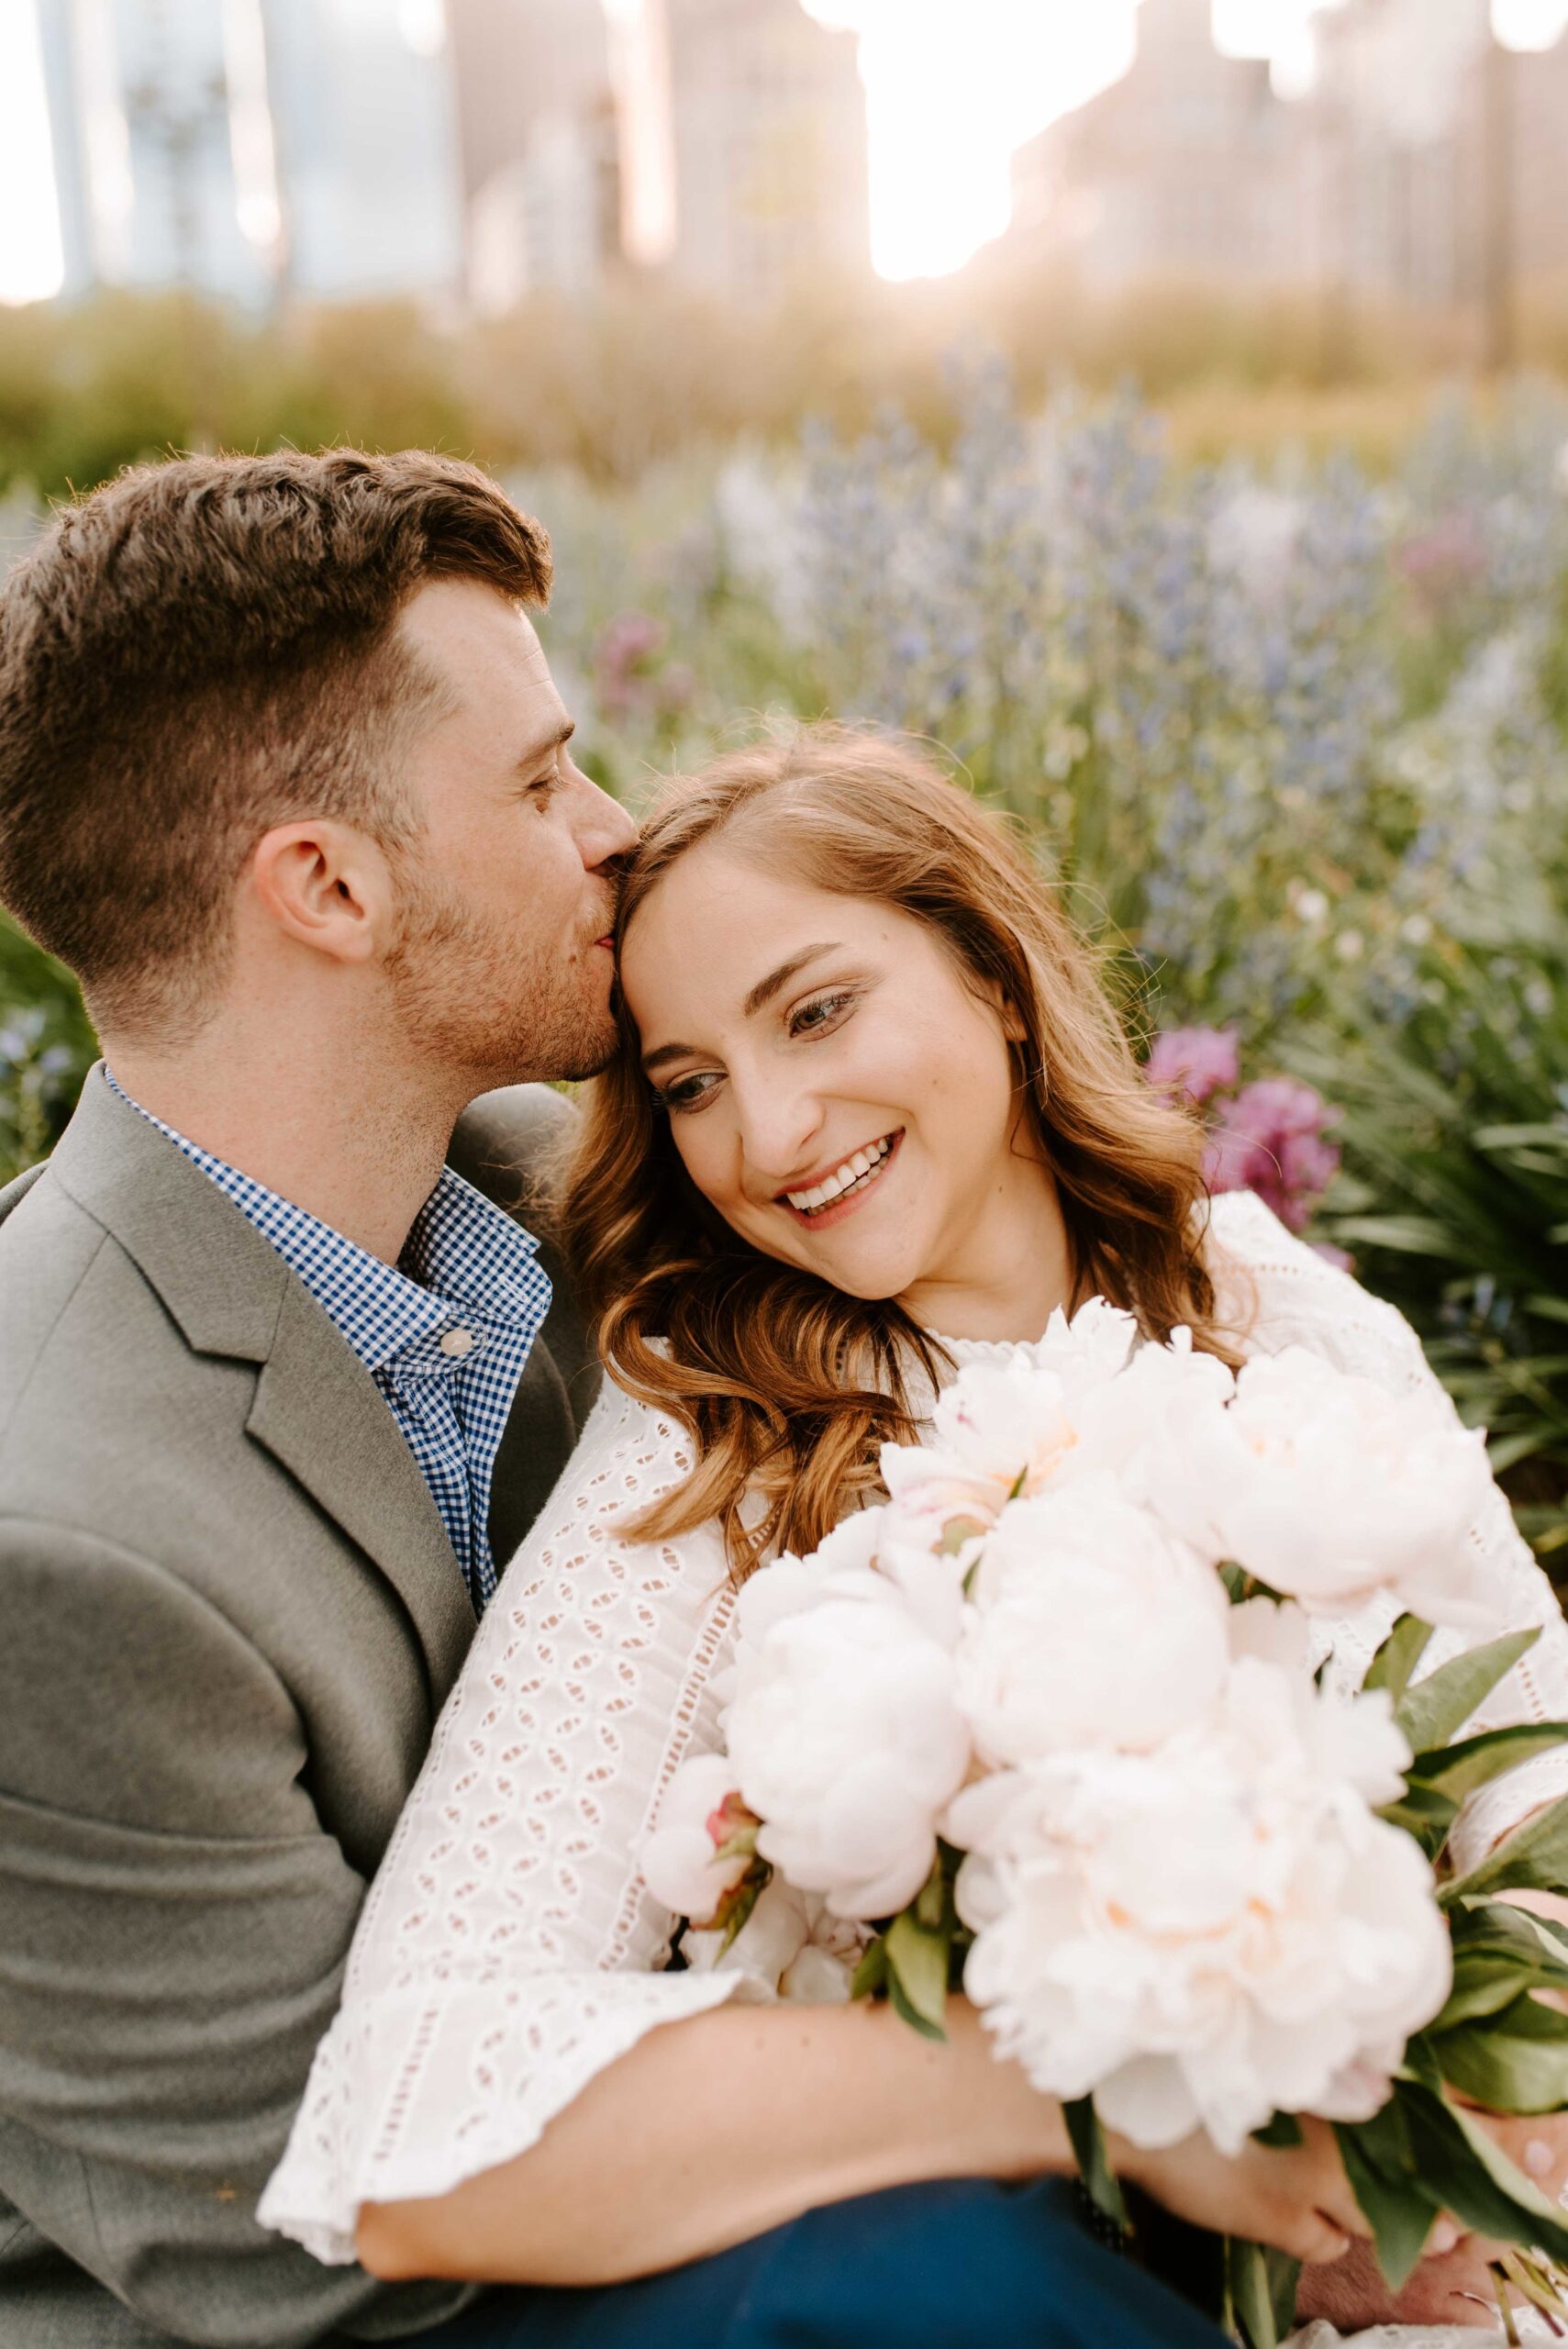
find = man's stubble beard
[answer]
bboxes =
[384,863,619,1091]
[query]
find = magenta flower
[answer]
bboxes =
[595,611,668,722]
[1145,1025,1241,1107]
[1204,1078,1341,1234]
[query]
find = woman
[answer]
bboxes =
[261,729,1568,2342]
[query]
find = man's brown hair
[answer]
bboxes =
[0,448,552,1041]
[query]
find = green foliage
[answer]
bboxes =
[1293,933,1568,1553]
[5,361,1568,1583]
[0,918,95,1183]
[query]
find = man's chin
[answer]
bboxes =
[476,1014,621,1093]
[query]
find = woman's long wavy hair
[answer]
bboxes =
[565,727,1240,1580]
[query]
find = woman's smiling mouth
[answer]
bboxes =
[778,1130,902,1226]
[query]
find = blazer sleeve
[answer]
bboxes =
[259,1378,748,2268]
[0,1515,471,2348]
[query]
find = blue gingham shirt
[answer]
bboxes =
[106,1070,551,1612]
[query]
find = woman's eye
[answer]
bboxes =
[528,774,558,807]
[655,1072,720,1115]
[789,990,854,1038]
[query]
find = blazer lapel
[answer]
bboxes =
[247,1277,474,1698]
[47,1067,475,1701]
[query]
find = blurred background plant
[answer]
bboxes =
[5,340,1568,1549]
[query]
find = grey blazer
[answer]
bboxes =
[0,1069,599,2348]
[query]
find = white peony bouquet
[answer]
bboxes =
[641,1301,1568,2347]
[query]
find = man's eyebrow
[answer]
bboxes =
[640,943,844,1077]
[517,718,575,773]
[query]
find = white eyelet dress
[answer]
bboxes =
[259,1192,1568,2349]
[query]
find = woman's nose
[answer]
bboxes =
[733,1078,824,1191]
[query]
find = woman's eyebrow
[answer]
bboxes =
[640,944,844,1076]
[741,942,841,1019]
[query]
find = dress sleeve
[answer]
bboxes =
[1205,1192,1568,1877]
[258,1377,749,2266]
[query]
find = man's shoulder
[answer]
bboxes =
[0,1158,128,1413]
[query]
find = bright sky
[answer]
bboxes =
[0,2,64,304]
[4,0,1568,300]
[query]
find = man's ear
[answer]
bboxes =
[247,820,395,965]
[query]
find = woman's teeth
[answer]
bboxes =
[785,1134,895,1216]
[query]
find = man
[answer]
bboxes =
[0,450,1240,2349]
[0,450,635,2344]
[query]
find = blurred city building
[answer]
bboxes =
[661,0,869,300]
[1313,0,1568,340]
[259,0,464,301]
[1008,0,1568,360]
[36,0,464,306]
[448,0,622,311]
[1009,0,1314,287]
[35,0,282,306]
[1004,0,1314,288]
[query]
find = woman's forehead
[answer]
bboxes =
[620,852,911,1029]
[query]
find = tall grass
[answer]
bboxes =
[5,271,1568,505]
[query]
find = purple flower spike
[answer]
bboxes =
[1145,1025,1241,1107]
[1204,1077,1342,1234]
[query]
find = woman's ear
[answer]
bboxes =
[999,995,1029,1044]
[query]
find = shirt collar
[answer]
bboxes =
[103,1069,544,1379]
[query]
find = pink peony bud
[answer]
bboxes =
[1145,1025,1241,1107]
[1205,1077,1341,1234]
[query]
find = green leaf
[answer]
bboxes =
[1251,2111,1304,2149]
[849,1936,887,2001]
[716,1865,770,1952]
[1328,1214,1457,1259]
[1262,2247,1303,2341]
[1431,1992,1568,2114]
[914,1854,947,1932]
[1334,2105,1434,2294]
[1395,2077,1568,2264]
[885,1967,948,2043]
[1396,1629,1542,1754]
[1443,1791,1568,1908]
[1363,1614,1434,1702]
[1435,1904,1568,2026]
[1413,1721,1568,1806]
[884,1906,951,2039]
[1063,2097,1129,2234]
[1376,1777,1460,1856]
[1224,2236,1297,2349]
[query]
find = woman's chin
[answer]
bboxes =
[795,1239,922,1303]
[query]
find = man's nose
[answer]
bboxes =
[572,769,639,869]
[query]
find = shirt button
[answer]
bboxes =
[439,1327,476,1358]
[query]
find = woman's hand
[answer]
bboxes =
[1119,2116,1375,2266]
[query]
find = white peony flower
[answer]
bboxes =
[955,1481,1231,1765]
[1030,1295,1144,1390]
[732,1509,886,1655]
[957,1658,1450,2156]
[1147,1344,1503,1624]
[683,1878,869,2003]
[888,1315,1232,1548]
[639,1753,757,1926]
[726,1582,972,1920]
